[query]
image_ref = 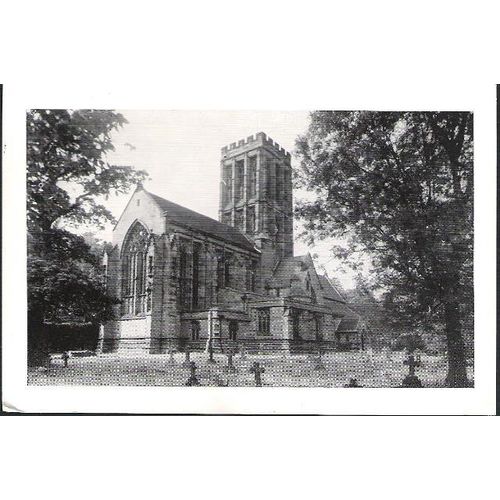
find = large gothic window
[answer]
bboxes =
[122,222,153,316]
[178,239,202,311]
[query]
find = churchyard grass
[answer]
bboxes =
[28,350,474,388]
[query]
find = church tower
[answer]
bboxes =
[219,132,294,263]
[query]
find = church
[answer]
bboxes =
[99,132,364,353]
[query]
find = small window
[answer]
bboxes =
[257,308,270,336]
[191,320,200,340]
[229,320,238,341]
[137,199,141,206]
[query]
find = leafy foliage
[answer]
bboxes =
[393,333,426,353]
[295,111,473,326]
[27,110,147,338]
[27,109,148,231]
[295,111,473,385]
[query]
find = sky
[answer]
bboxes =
[97,110,356,289]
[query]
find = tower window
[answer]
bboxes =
[235,160,244,201]
[247,156,257,198]
[223,165,233,204]
[275,163,282,201]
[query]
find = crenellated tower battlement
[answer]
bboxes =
[221,132,291,160]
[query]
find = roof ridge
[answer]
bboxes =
[148,192,220,224]
[146,190,258,253]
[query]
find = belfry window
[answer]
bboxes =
[223,165,232,204]
[121,222,152,316]
[235,160,244,201]
[247,156,257,198]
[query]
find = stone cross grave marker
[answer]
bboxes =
[226,351,237,373]
[402,353,422,387]
[185,361,200,386]
[249,361,265,387]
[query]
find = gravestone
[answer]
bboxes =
[62,351,70,368]
[344,377,363,388]
[213,373,228,387]
[402,353,423,387]
[239,344,247,361]
[226,352,237,373]
[313,352,326,371]
[167,348,176,365]
[250,362,265,387]
[183,349,191,368]
[185,361,200,386]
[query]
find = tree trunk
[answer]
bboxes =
[27,308,49,368]
[443,299,469,387]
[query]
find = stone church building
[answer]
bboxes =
[100,132,364,353]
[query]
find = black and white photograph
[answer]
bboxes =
[25,110,474,389]
[3,4,500,500]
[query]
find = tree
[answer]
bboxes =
[295,111,473,387]
[27,109,148,365]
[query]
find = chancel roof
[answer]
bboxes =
[148,192,258,253]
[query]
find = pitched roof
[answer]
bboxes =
[318,275,345,302]
[269,256,305,287]
[148,192,257,253]
[337,317,361,333]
